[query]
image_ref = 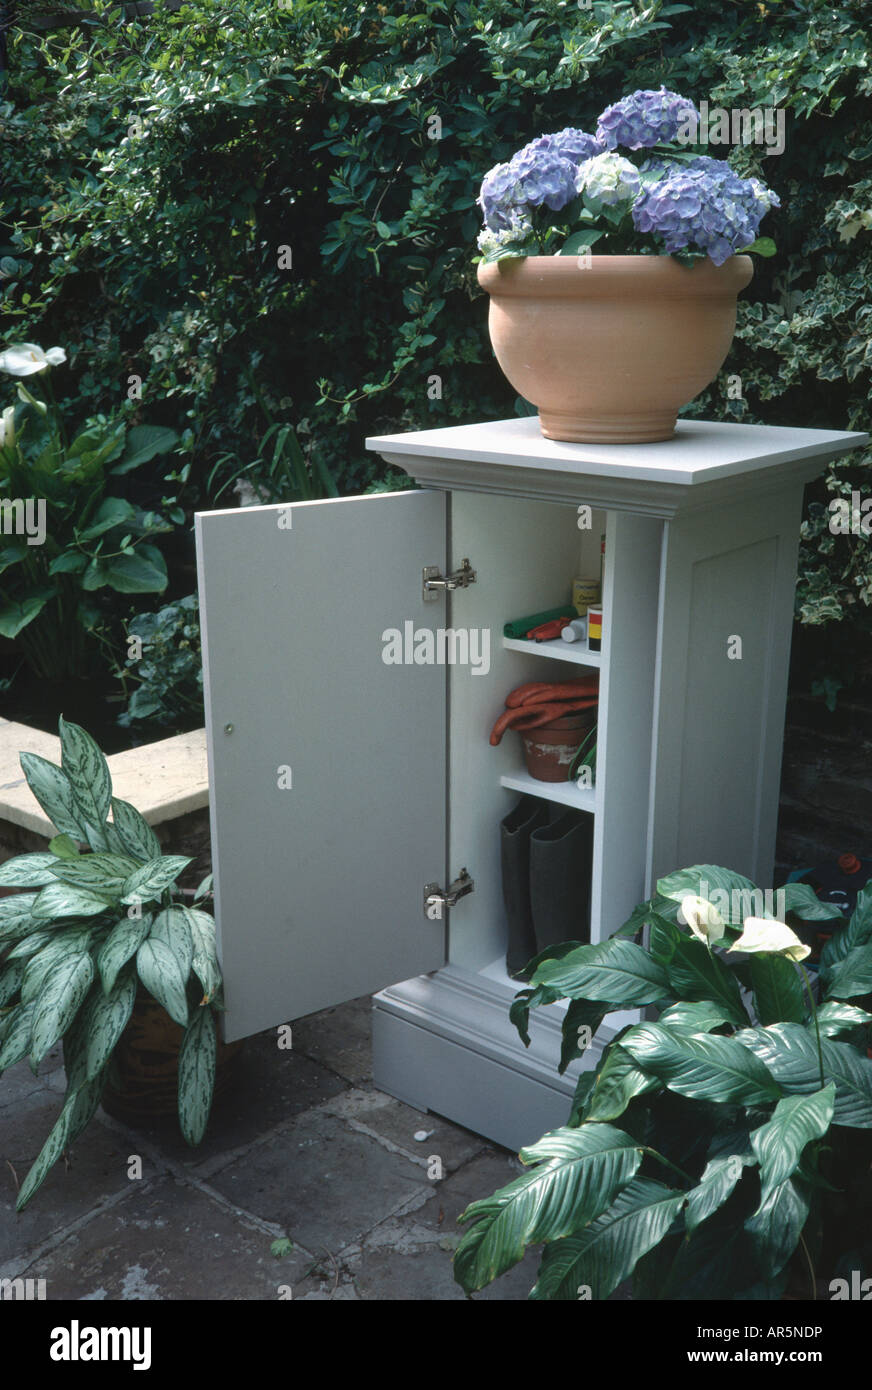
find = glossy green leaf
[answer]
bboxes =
[685,1145,756,1236]
[583,1044,660,1124]
[656,864,759,925]
[454,1124,641,1293]
[663,937,749,1026]
[744,1177,810,1282]
[0,893,37,942]
[532,938,670,1007]
[48,834,80,859]
[749,954,805,1024]
[737,1022,872,1128]
[749,1085,835,1202]
[178,1005,216,1146]
[620,1023,782,1106]
[781,882,846,922]
[821,886,872,969]
[530,1179,686,1300]
[656,999,737,1033]
[821,942,872,1001]
[815,1000,872,1037]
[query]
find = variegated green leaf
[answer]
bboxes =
[0,892,38,940]
[31,879,115,920]
[6,931,55,962]
[121,856,192,905]
[19,751,85,839]
[48,852,138,896]
[15,1072,106,1211]
[0,961,23,1007]
[29,953,94,1068]
[150,907,193,983]
[0,853,62,888]
[58,717,112,830]
[97,914,152,995]
[0,1001,35,1070]
[178,1005,216,1146]
[82,970,137,1081]
[110,797,161,862]
[136,937,188,1027]
[182,907,222,1003]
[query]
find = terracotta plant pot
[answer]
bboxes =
[101,991,243,1126]
[521,710,595,783]
[478,254,753,444]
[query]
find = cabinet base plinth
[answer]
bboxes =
[372,965,620,1153]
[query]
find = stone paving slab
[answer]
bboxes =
[289,996,374,1085]
[95,1040,350,1177]
[13,1177,316,1301]
[206,1105,434,1253]
[0,1090,136,1269]
[320,1088,488,1175]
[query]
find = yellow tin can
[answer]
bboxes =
[572,579,601,616]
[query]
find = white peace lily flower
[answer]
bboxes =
[0,405,14,447]
[728,917,811,962]
[0,343,67,377]
[679,894,725,944]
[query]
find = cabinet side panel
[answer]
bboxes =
[651,487,803,885]
[195,491,447,1042]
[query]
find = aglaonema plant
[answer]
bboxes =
[0,718,222,1209]
[453,865,872,1300]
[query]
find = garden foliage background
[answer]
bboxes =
[1,0,871,720]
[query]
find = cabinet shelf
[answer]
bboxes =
[500,768,595,812]
[502,635,602,668]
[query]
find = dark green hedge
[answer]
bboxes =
[2,0,871,692]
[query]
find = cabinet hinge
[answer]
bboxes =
[424,868,475,920]
[422,558,476,602]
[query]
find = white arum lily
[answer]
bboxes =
[679,895,725,945]
[0,405,14,447]
[728,916,810,962]
[0,343,67,377]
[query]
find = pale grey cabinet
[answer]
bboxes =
[195,417,866,1150]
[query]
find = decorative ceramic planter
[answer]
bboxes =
[478,254,753,444]
[101,990,243,1126]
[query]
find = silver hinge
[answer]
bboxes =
[424,868,475,920]
[422,558,477,602]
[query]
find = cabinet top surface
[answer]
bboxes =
[366,417,867,488]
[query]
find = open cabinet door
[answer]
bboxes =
[195,490,448,1043]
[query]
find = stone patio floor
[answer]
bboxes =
[0,995,541,1300]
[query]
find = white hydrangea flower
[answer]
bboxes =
[576,152,641,207]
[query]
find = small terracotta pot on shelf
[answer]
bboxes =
[521,710,595,782]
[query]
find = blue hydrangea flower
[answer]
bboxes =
[576,152,641,207]
[631,158,780,264]
[538,128,605,163]
[597,87,700,151]
[478,143,579,230]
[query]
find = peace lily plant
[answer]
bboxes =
[454,864,872,1300]
[0,718,222,1209]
